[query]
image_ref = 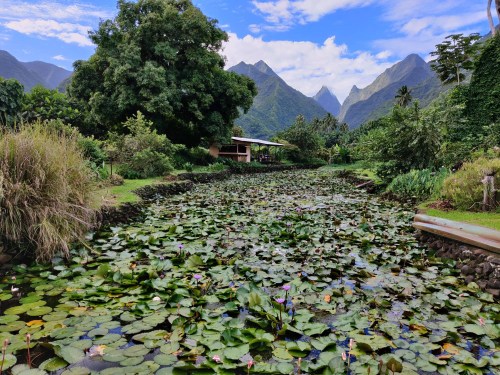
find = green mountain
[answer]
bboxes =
[339,54,445,128]
[0,50,71,91]
[313,86,341,116]
[229,61,327,139]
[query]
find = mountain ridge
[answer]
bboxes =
[229,61,327,139]
[0,50,72,91]
[313,86,341,116]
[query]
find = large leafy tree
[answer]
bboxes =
[0,78,24,127]
[430,33,481,85]
[69,0,256,146]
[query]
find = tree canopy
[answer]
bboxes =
[430,33,481,85]
[69,0,256,146]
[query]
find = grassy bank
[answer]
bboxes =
[98,177,164,206]
[419,202,500,231]
[320,161,381,183]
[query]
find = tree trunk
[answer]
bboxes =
[488,0,496,35]
[482,172,497,211]
[496,0,500,21]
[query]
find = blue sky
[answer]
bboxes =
[0,0,492,102]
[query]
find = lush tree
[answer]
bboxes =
[466,34,500,138]
[232,126,244,137]
[278,115,323,161]
[395,85,413,107]
[69,0,256,146]
[430,33,481,85]
[0,77,24,126]
[355,103,442,181]
[22,85,80,124]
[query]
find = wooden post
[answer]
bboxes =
[482,171,497,211]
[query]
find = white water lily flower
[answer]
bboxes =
[11,285,19,293]
[152,296,161,302]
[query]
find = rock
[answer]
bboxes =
[482,262,493,275]
[465,275,475,284]
[0,253,12,265]
[461,265,474,276]
[486,279,500,289]
[486,288,500,297]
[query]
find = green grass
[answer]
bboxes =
[320,161,381,183]
[419,202,500,231]
[98,177,164,206]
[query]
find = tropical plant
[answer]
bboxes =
[430,33,481,85]
[395,85,413,107]
[22,85,80,124]
[68,0,257,145]
[0,77,24,126]
[442,157,500,210]
[386,168,449,201]
[278,115,323,161]
[0,123,97,261]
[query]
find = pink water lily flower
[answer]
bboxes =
[282,285,291,291]
[194,274,202,280]
[275,298,285,304]
[212,355,221,363]
[342,352,347,361]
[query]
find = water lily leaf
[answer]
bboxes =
[386,357,403,373]
[463,324,485,336]
[154,354,177,366]
[11,364,48,374]
[0,353,17,370]
[39,357,68,372]
[272,347,293,360]
[60,366,91,375]
[54,346,85,364]
[224,344,250,360]
[123,345,150,357]
[120,356,144,366]
[27,306,52,316]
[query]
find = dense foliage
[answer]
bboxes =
[442,157,500,210]
[354,103,442,181]
[22,85,81,124]
[0,123,97,261]
[466,34,500,137]
[386,168,449,202]
[69,0,256,146]
[0,77,24,126]
[108,112,174,178]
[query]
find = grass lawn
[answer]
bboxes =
[321,161,381,183]
[98,177,164,206]
[419,202,500,231]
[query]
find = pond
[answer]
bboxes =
[0,170,499,375]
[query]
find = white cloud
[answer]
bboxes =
[52,54,67,61]
[4,19,93,47]
[222,33,394,102]
[0,1,111,47]
[252,0,374,28]
[0,1,111,21]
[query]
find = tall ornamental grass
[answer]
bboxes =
[0,123,97,261]
[386,168,450,202]
[442,157,500,210]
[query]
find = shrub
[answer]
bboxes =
[108,112,174,178]
[0,123,97,261]
[183,162,194,172]
[442,157,500,210]
[109,174,124,186]
[118,149,173,179]
[386,168,450,201]
[207,162,226,172]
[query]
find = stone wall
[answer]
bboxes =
[133,180,194,201]
[177,170,231,183]
[416,231,500,297]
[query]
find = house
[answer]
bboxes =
[209,137,284,163]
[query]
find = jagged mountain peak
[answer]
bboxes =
[253,60,279,77]
[313,86,341,117]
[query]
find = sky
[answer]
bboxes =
[0,0,492,102]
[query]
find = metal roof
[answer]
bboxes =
[231,137,284,147]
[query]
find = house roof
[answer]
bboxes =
[231,137,284,147]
